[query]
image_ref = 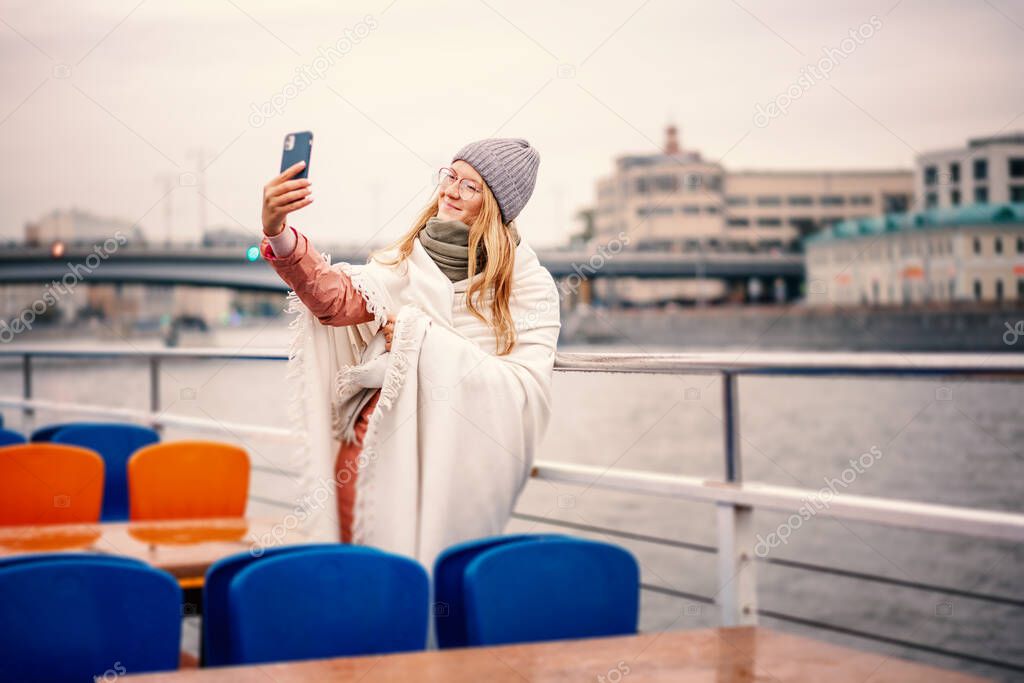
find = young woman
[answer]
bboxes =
[259,138,561,569]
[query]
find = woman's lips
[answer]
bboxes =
[443,200,460,211]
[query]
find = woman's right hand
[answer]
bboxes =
[262,161,313,236]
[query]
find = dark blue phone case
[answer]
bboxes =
[281,131,313,179]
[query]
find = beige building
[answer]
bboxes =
[916,133,1024,210]
[24,208,146,247]
[805,204,1024,306]
[588,125,913,304]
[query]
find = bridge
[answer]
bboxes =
[0,245,804,299]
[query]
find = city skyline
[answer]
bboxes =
[1,1,1022,249]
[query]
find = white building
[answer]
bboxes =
[916,133,1024,210]
[805,204,1024,306]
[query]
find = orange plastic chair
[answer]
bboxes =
[0,444,104,525]
[128,441,250,520]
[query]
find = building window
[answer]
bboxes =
[974,279,982,300]
[850,195,872,206]
[1017,236,1024,253]
[975,186,989,204]
[704,205,720,214]
[950,162,960,183]
[1019,278,1024,299]
[789,217,816,235]
[926,192,938,208]
[726,218,750,228]
[883,193,910,213]
[1011,186,1024,202]
[756,196,781,207]
[725,196,749,206]
[995,279,1004,301]
[820,195,845,206]
[974,158,988,181]
[681,205,700,214]
[636,239,673,252]
[1010,158,1024,178]
[636,205,673,217]
[973,237,981,255]
[924,166,937,185]
[787,195,813,206]
[951,189,961,206]
[635,177,649,194]
[757,218,782,227]
[654,175,678,192]
[995,237,1003,254]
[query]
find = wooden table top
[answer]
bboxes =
[127,626,984,682]
[0,517,315,580]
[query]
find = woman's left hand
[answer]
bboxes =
[383,313,396,351]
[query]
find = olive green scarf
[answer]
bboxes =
[418,216,521,282]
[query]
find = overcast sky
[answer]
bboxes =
[1,0,1022,248]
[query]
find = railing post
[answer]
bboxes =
[21,353,34,431]
[149,356,162,434]
[716,371,758,626]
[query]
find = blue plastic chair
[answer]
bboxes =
[227,546,429,665]
[0,552,143,570]
[0,428,26,446]
[0,556,182,681]
[433,533,567,648]
[463,537,640,646]
[202,542,354,666]
[52,423,160,521]
[30,421,105,442]
[0,552,146,569]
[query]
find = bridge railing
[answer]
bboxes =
[1,346,1023,675]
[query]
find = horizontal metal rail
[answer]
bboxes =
[510,512,717,554]
[0,396,292,441]
[628,587,1024,673]
[554,350,1024,377]
[530,461,1024,543]
[757,609,1024,673]
[512,513,1024,608]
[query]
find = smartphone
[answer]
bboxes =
[281,131,313,179]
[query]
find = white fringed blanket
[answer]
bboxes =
[282,234,561,571]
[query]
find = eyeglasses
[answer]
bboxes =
[437,167,482,200]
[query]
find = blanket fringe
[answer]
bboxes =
[339,261,390,330]
[283,289,314,478]
[283,250,349,481]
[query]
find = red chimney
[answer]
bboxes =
[664,124,680,155]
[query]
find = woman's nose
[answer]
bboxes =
[444,181,461,200]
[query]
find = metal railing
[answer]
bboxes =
[1,346,1023,673]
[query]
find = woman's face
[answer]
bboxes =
[437,160,485,225]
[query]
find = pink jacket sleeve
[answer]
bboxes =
[260,226,376,327]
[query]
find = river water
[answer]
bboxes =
[1,321,1021,680]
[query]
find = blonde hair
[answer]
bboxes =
[368,183,518,355]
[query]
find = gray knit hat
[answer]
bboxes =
[451,137,540,223]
